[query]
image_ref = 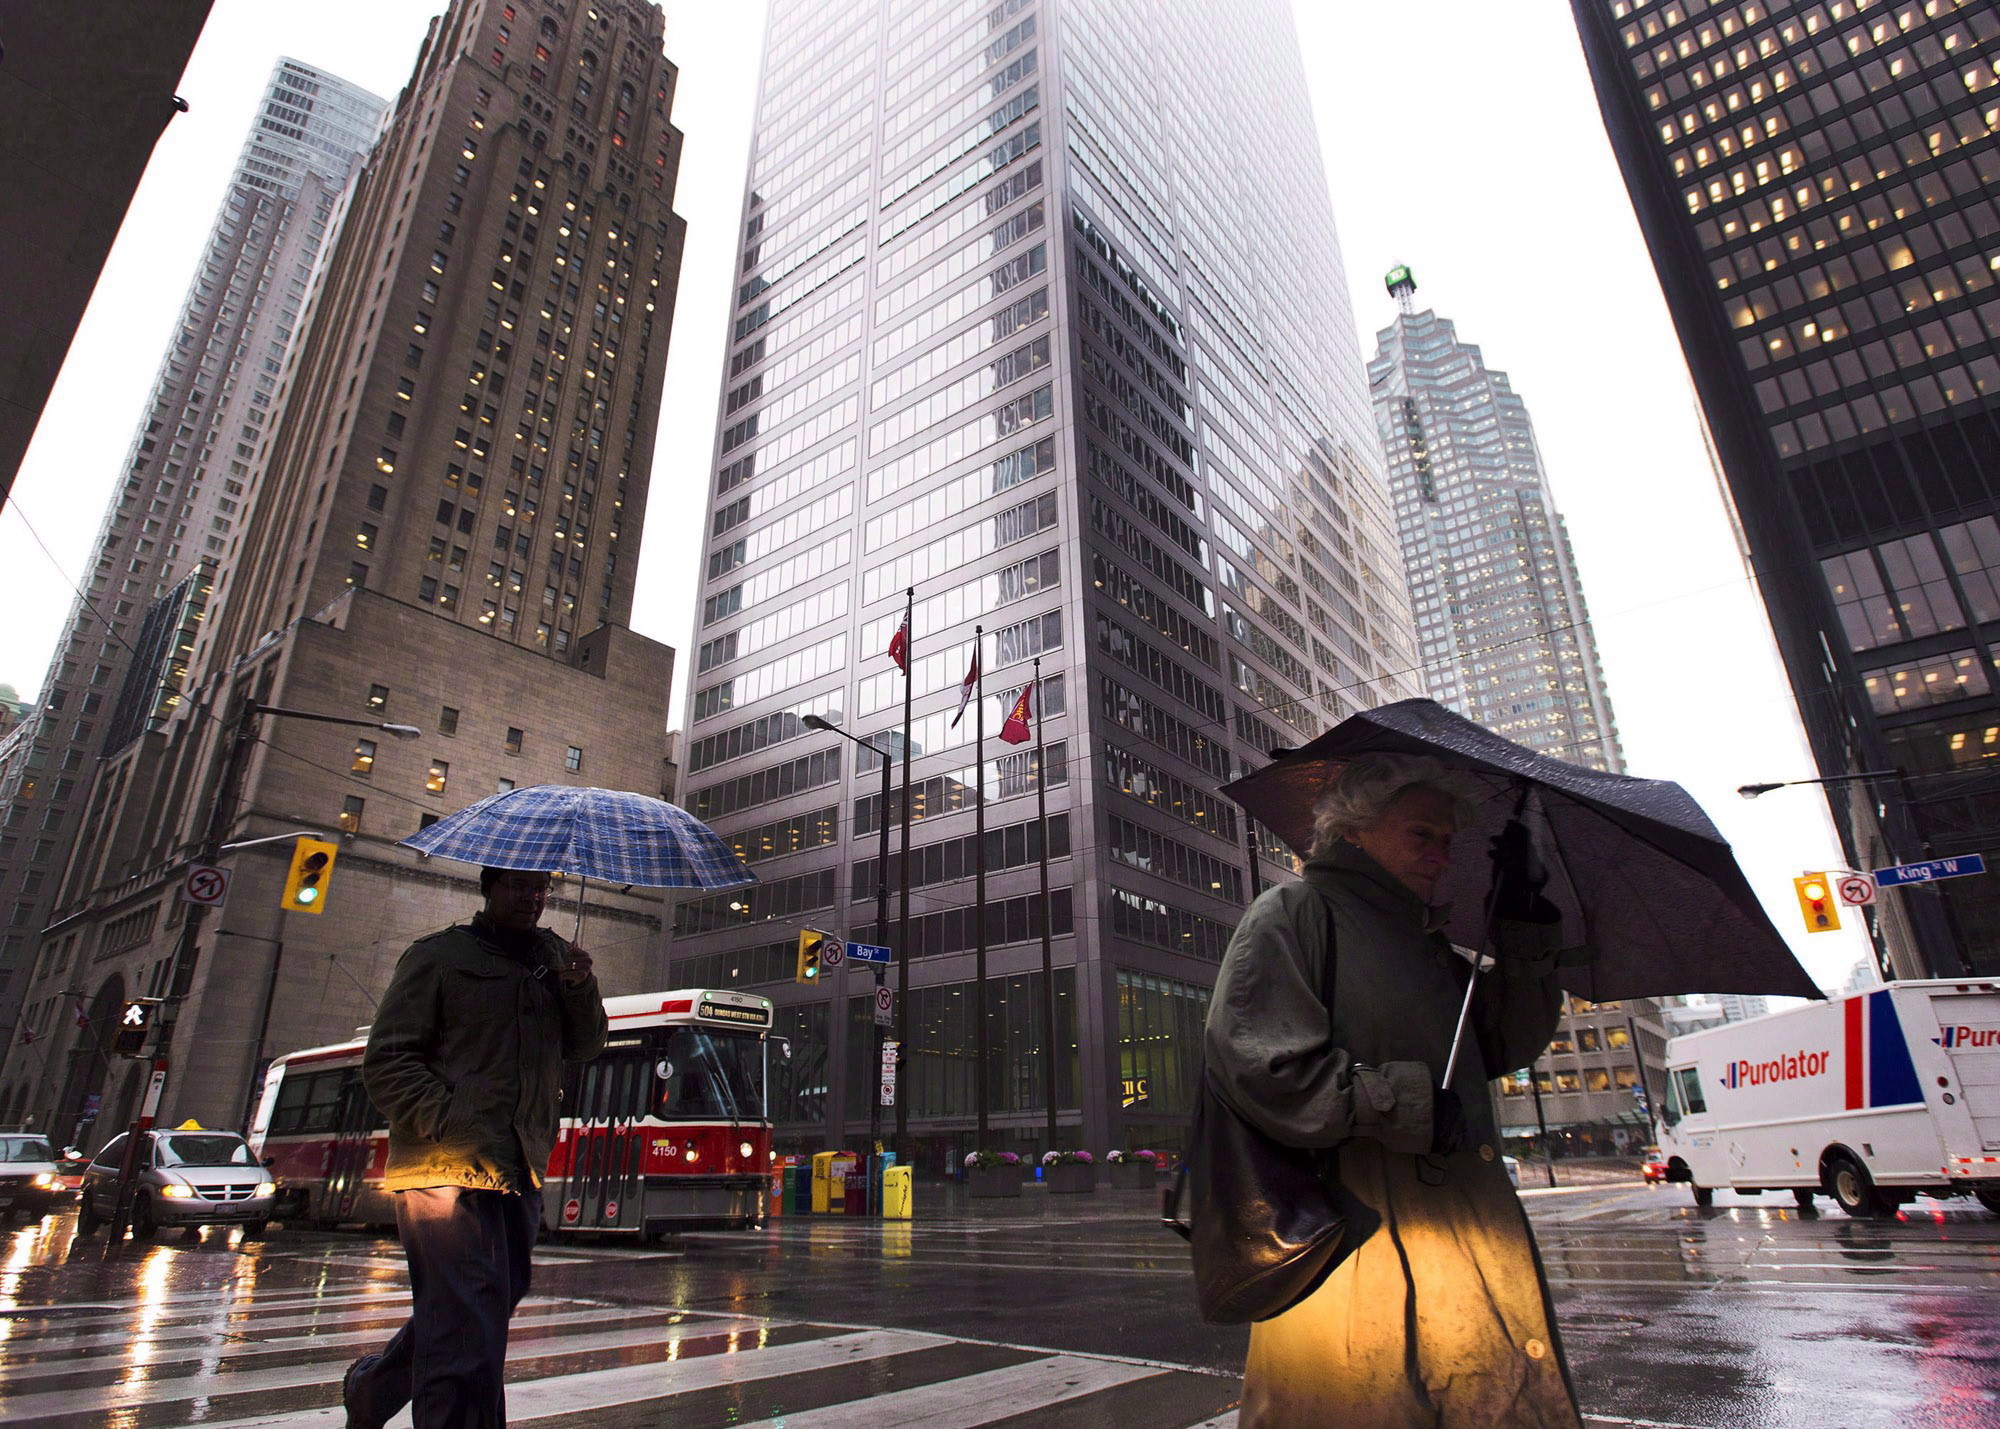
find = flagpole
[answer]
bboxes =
[973,624,989,1147]
[1033,659,1056,1152]
[895,586,914,1153]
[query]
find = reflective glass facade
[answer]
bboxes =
[1369,277,1624,771]
[1574,0,2000,976]
[679,0,1422,1164]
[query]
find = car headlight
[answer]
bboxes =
[255,1182,277,1198]
[31,1174,58,1189]
[159,1183,196,1199]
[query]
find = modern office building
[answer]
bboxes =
[673,0,1423,1169]
[1572,0,2000,977]
[0,2,214,508]
[1494,995,1669,1159]
[1369,267,1624,772]
[0,59,387,1063]
[1,0,690,1142]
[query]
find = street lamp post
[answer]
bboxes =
[1737,766,1973,978]
[102,696,421,1252]
[801,715,892,1154]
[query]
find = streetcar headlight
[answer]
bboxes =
[739,1141,754,1160]
[160,1183,196,1199]
[255,1182,277,1198]
[684,1147,699,1163]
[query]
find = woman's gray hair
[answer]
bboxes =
[1310,753,1477,857]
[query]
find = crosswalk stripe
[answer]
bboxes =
[0,1303,686,1381]
[0,1318,780,1420]
[195,1328,956,1429]
[767,1352,1165,1427]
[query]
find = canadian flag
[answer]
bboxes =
[888,613,909,673]
[950,649,981,728]
[999,682,1034,745]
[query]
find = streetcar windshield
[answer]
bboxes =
[657,1028,764,1120]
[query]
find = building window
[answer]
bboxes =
[505,727,523,754]
[348,563,368,588]
[426,759,449,794]
[565,745,582,772]
[366,685,388,711]
[339,796,364,834]
[418,812,439,831]
[497,778,515,793]
[439,706,459,736]
[351,739,377,776]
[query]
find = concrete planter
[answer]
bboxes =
[1108,1161,1157,1190]
[967,1164,1024,1198]
[1045,1161,1096,1194]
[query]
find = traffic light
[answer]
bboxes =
[796,928,831,984]
[1793,872,1842,934]
[282,836,340,914]
[111,999,159,1057]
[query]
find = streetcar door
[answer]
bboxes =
[323,1071,376,1225]
[567,1046,646,1233]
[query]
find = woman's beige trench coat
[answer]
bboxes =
[1205,842,1585,1428]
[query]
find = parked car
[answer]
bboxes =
[1503,1154,1521,1189]
[1641,1147,1669,1185]
[75,1127,276,1238]
[0,1133,74,1221]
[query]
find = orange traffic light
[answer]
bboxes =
[1793,872,1841,934]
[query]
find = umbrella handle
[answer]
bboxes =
[1442,954,1485,1088]
[573,875,587,950]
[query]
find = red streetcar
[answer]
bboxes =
[249,988,779,1239]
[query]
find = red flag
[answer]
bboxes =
[950,649,980,728]
[18,1027,35,1046]
[999,682,1034,745]
[888,613,909,672]
[73,1000,90,1029]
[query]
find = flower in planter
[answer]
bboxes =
[1107,1148,1158,1163]
[965,1150,1021,1170]
[1041,1149,1094,1166]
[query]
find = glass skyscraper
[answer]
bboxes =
[1573,0,2000,977]
[676,0,1421,1165]
[1369,267,1623,772]
[0,60,384,1077]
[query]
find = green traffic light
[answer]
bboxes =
[297,887,319,904]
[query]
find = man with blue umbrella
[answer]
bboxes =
[342,865,607,1429]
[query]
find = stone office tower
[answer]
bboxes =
[673,0,1423,1165]
[0,59,386,1092]
[1572,0,2000,977]
[3,0,689,1139]
[1368,267,1624,772]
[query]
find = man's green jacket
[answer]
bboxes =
[363,916,608,1193]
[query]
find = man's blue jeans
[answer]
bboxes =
[345,1186,541,1428]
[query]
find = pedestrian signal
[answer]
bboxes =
[282,836,340,914]
[796,929,832,984]
[112,999,159,1057]
[1793,872,1841,934]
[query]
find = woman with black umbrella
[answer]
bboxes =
[1207,752,1583,1427]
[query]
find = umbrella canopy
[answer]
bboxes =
[1222,699,1821,1002]
[401,784,755,891]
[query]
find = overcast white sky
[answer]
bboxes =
[0,1,1875,992]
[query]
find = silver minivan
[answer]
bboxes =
[76,1128,276,1238]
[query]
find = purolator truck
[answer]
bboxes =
[1657,979,2000,1218]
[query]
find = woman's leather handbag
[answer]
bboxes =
[1164,895,1380,1324]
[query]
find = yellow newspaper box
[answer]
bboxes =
[810,1151,838,1213]
[881,1165,914,1220]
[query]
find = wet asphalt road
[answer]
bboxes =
[0,1179,1993,1426]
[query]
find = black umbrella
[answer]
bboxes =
[1223,699,1823,1018]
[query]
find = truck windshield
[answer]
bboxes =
[656,1028,764,1120]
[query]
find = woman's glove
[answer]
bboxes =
[1489,819,1558,923]
[1430,1086,1467,1155]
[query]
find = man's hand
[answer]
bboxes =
[560,942,594,987]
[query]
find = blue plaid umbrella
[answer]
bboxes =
[401,785,755,891]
